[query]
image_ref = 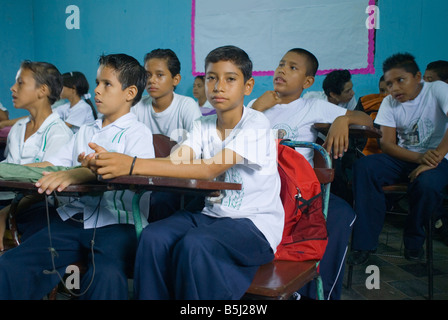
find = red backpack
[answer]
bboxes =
[274,140,328,262]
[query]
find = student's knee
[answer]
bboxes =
[409,172,441,196]
[173,231,213,263]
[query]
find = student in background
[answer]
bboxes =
[56,71,97,133]
[423,60,448,83]
[85,45,283,300]
[131,48,201,143]
[193,75,216,116]
[303,69,357,111]
[249,48,372,300]
[348,53,448,265]
[0,61,73,250]
[131,49,203,221]
[0,53,154,299]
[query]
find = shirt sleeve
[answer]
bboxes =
[374,96,395,127]
[432,81,448,116]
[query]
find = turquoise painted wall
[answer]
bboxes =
[1,0,447,119]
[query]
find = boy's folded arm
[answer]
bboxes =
[344,110,374,127]
[35,167,97,194]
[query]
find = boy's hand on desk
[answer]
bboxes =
[88,142,132,179]
[35,170,79,194]
[323,117,349,159]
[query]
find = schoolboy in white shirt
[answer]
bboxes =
[131,48,201,143]
[249,48,372,300]
[349,53,448,265]
[0,61,73,250]
[86,45,284,300]
[0,53,153,300]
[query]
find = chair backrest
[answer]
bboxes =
[152,134,178,158]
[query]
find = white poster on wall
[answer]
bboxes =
[192,0,376,76]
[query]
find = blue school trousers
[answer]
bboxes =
[299,193,356,300]
[351,153,448,252]
[0,209,137,300]
[133,210,274,300]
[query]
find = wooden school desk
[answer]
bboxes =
[312,123,382,139]
[101,175,242,238]
[0,176,241,240]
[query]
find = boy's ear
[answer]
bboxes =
[415,71,422,81]
[173,74,181,88]
[126,85,138,102]
[244,77,255,96]
[302,75,315,90]
[38,84,50,100]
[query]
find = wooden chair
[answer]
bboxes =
[244,140,334,300]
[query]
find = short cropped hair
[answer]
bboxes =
[205,45,253,83]
[383,53,420,76]
[144,49,181,77]
[21,61,62,105]
[98,53,148,106]
[323,69,351,96]
[426,60,448,82]
[287,48,319,77]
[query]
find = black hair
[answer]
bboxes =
[426,60,448,81]
[98,53,148,106]
[204,45,253,83]
[382,53,420,76]
[323,69,351,96]
[144,49,181,77]
[62,71,97,119]
[21,60,62,105]
[287,48,319,77]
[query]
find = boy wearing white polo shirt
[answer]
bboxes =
[87,45,284,300]
[0,61,73,250]
[0,53,154,300]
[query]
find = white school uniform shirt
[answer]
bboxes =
[45,112,155,229]
[0,102,7,112]
[303,91,357,110]
[3,112,73,164]
[0,112,73,200]
[131,93,202,143]
[375,81,448,159]
[248,97,347,166]
[181,107,284,251]
[54,99,96,133]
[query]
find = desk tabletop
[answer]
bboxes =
[0,180,109,196]
[313,123,382,139]
[0,175,242,197]
[101,175,242,194]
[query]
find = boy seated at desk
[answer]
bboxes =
[248,48,372,300]
[348,53,448,264]
[0,53,154,300]
[85,45,284,300]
